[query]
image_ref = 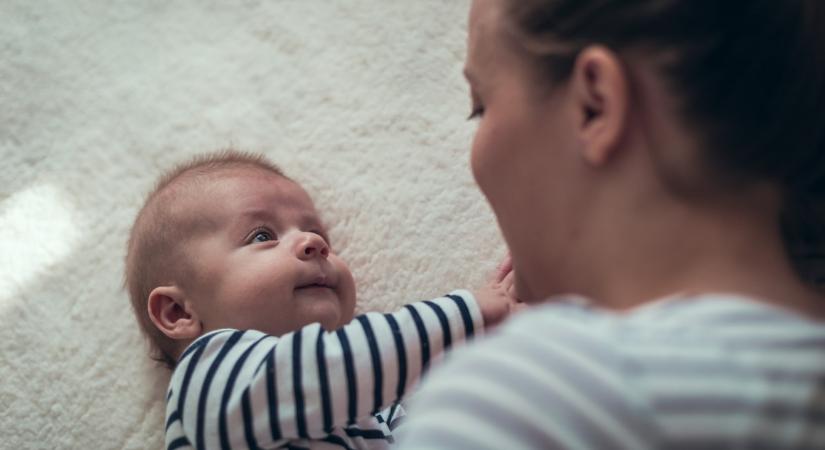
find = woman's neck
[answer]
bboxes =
[531,186,825,318]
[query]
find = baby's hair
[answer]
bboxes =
[125,149,286,369]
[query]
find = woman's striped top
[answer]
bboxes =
[398,293,825,449]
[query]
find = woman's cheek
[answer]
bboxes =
[471,119,517,207]
[470,123,498,197]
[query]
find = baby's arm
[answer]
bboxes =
[165,291,491,449]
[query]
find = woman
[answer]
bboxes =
[398,0,825,448]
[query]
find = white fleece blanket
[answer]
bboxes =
[0,1,506,448]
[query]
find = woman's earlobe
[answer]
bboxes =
[147,286,202,340]
[573,45,630,166]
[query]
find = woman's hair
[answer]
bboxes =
[505,0,825,286]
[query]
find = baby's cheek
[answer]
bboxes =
[338,266,358,320]
[228,284,290,328]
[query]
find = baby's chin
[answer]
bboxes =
[293,286,354,331]
[315,307,352,332]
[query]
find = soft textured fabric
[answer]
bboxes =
[0,2,504,448]
[397,294,825,450]
[166,292,482,450]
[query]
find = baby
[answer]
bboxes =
[125,150,517,450]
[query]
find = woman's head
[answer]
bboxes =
[466,0,825,303]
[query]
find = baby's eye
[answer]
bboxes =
[250,230,276,243]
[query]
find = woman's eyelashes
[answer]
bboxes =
[468,91,485,120]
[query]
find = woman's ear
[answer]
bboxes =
[571,45,630,166]
[147,286,202,340]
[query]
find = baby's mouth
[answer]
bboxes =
[296,276,335,291]
[296,283,332,290]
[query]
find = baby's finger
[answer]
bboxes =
[494,253,513,283]
[501,268,515,287]
[510,302,528,314]
[503,273,518,301]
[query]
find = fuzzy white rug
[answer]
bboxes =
[0,1,505,448]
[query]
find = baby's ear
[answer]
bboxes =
[147,286,202,340]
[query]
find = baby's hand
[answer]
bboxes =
[474,254,523,328]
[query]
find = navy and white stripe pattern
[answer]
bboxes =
[397,294,825,449]
[164,290,482,450]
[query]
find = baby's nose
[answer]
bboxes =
[296,232,329,260]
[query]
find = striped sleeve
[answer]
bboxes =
[164,290,483,450]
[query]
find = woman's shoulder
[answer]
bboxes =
[403,294,825,448]
[403,298,664,449]
[482,293,825,416]
[508,292,825,337]
[427,292,825,413]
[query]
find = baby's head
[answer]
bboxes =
[125,150,356,368]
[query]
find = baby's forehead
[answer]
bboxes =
[172,168,323,230]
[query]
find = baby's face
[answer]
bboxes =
[180,169,356,336]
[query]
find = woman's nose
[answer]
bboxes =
[295,232,330,260]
